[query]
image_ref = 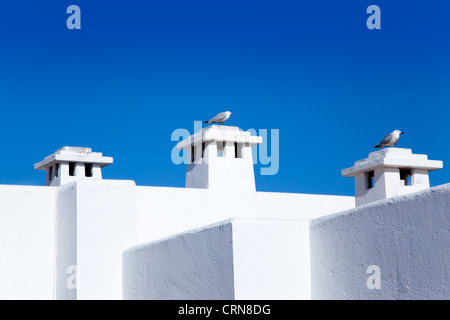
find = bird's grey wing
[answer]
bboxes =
[379,133,393,145]
[209,112,226,122]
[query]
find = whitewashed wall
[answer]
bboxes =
[127,183,450,300]
[123,221,235,300]
[0,179,447,300]
[55,179,137,300]
[310,183,450,299]
[231,218,311,299]
[55,182,77,300]
[0,185,57,299]
[74,180,137,300]
[123,218,311,300]
[136,186,354,243]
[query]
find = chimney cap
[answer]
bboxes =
[34,146,113,170]
[177,125,262,150]
[341,148,443,177]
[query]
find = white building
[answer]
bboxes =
[0,126,447,300]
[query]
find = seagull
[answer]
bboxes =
[203,111,233,125]
[373,130,404,148]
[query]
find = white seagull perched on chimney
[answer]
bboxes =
[203,111,234,125]
[373,130,404,148]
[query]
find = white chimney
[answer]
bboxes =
[342,148,443,206]
[34,146,113,186]
[177,125,262,192]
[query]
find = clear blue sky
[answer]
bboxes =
[0,0,449,195]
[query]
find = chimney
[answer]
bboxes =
[34,147,113,186]
[342,148,443,206]
[177,125,262,192]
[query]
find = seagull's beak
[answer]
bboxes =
[231,113,234,115]
[400,132,404,134]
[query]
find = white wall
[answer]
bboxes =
[123,218,312,300]
[127,183,450,300]
[0,177,351,300]
[55,179,137,300]
[123,220,235,300]
[136,186,354,243]
[74,179,137,300]
[310,183,450,299]
[1,175,446,300]
[0,185,57,299]
[55,182,77,300]
[232,218,311,299]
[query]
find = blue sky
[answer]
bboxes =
[0,0,449,195]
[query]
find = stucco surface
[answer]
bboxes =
[310,183,450,299]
